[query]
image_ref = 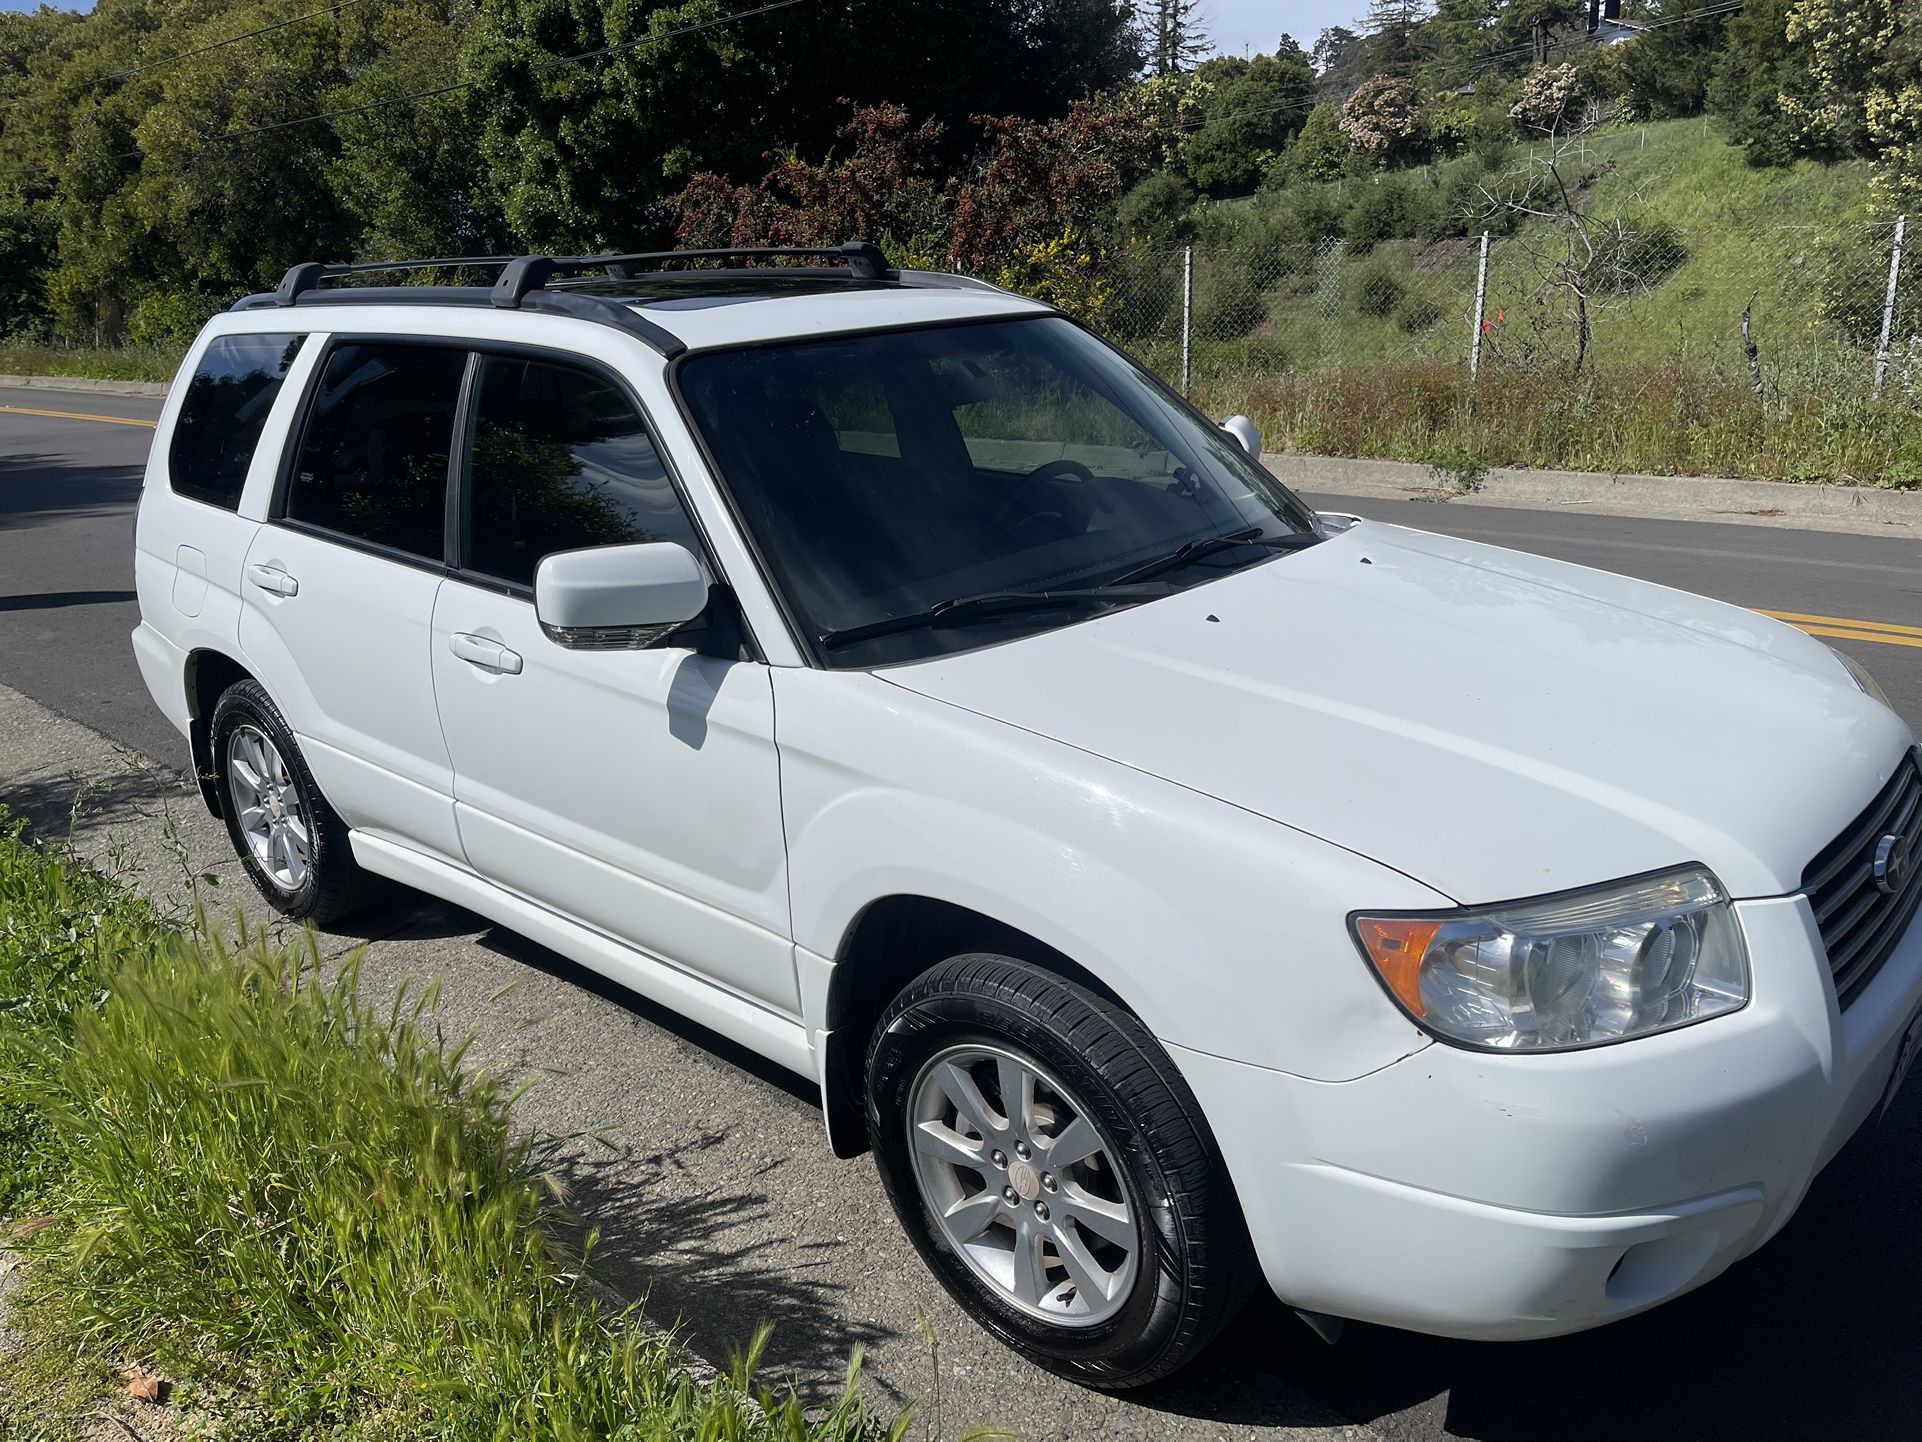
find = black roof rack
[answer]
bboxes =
[236,241,990,358]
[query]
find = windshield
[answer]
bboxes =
[676,315,1321,666]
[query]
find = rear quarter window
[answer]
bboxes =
[168,333,306,511]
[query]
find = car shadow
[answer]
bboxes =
[0,450,148,531]
[1128,1076,1922,1440]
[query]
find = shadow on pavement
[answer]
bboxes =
[0,451,146,530]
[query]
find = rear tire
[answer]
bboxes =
[866,953,1252,1389]
[210,679,372,925]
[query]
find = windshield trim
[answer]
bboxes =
[664,309,1315,671]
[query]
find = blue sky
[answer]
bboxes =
[1,0,1374,51]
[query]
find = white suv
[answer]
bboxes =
[133,242,1922,1387]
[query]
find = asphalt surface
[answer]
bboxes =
[6,384,1922,1441]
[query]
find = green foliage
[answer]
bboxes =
[1178,44,1315,198]
[1344,174,1442,251]
[0,809,164,1217]
[1116,171,1196,242]
[1621,0,1730,119]
[1356,264,1406,317]
[0,821,907,1440]
[1193,251,1266,339]
[1286,103,1349,183]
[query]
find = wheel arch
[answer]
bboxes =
[817,892,1130,1158]
[184,648,257,816]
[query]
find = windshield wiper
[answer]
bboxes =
[818,583,1174,651]
[1109,526,1322,586]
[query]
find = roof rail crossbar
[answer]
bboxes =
[272,256,515,305]
[490,240,893,307]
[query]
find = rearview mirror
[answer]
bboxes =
[1220,414,1261,461]
[534,542,708,650]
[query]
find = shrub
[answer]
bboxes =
[1356,265,1405,318]
[1344,175,1440,251]
[1194,252,1267,339]
[1396,295,1445,333]
[1117,171,1196,242]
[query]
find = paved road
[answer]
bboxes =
[6,385,1922,1442]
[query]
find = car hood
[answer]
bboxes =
[881,522,1914,903]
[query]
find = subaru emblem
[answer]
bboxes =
[1873,833,1912,896]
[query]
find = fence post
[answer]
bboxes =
[1874,214,1907,399]
[1470,231,1491,378]
[1181,245,1194,394]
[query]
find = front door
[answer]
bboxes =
[428,351,796,1014]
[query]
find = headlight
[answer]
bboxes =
[1351,867,1749,1051]
[1829,643,1892,708]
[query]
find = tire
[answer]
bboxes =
[866,953,1253,1389]
[209,679,373,925]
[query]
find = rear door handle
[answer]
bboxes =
[448,632,523,675]
[247,563,298,597]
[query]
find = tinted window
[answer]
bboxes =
[168,333,304,510]
[284,342,466,561]
[460,355,700,589]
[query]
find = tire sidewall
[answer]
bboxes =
[867,973,1195,1385]
[210,683,325,918]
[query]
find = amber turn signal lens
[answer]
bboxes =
[1353,917,1443,1018]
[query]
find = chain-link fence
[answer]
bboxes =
[1094,216,1920,412]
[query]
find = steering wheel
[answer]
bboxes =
[989,457,1101,536]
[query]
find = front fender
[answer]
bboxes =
[772,669,1443,1083]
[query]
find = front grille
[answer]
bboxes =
[1803,748,1922,1008]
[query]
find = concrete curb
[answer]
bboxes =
[0,373,170,398]
[1269,453,1922,539]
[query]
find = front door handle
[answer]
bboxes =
[247,563,299,597]
[448,632,523,675]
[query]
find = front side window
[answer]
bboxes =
[168,333,305,510]
[283,342,467,561]
[459,355,701,589]
[677,316,1319,666]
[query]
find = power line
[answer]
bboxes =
[110,0,372,81]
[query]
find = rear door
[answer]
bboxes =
[238,339,468,858]
[428,349,796,1013]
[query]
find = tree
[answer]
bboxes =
[1287,101,1350,180]
[1178,39,1317,196]
[1312,26,1369,99]
[1618,0,1730,119]
[1708,0,1810,165]
[1340,74,1426,164]
[1361,0,1437,77]
[1149,0,1209,75]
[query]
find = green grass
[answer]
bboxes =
[0,816,912,1442]
[0,341,184,383]
[0,809,165,1217]
[1203,360,1922,488]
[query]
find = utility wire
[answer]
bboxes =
[109,0,372,81]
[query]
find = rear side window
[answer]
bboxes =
[168,333,304,511]
[283,342,467,562]
[459,354,702,589]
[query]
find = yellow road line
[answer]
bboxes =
[0,403,156,429]
[1787,623,1922,651]
[1759,609,1922,640]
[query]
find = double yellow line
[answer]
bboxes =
[0,402,157,429]
[1760,611,1922,651]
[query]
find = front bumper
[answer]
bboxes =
[1173,894,1922,1340]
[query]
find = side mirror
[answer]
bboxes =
[1220,414,1261,461]
[534,541,708,650]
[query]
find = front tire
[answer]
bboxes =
[210,679,371,925]
[866,953,1252,1389]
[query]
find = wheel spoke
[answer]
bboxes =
[914,1119,989,1172]
[936,1061,1006,1141]
[230,757,264,799]
[1042,1114,1103,1170]
[237,805,268,835]
[996,1056,1036,1138]
[282,813,310,848]
[1009,1215,1049,1308]
[1061,1187,1134,1249]
[941,1188,1004,1243]
[1052,1217,1123,1304]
